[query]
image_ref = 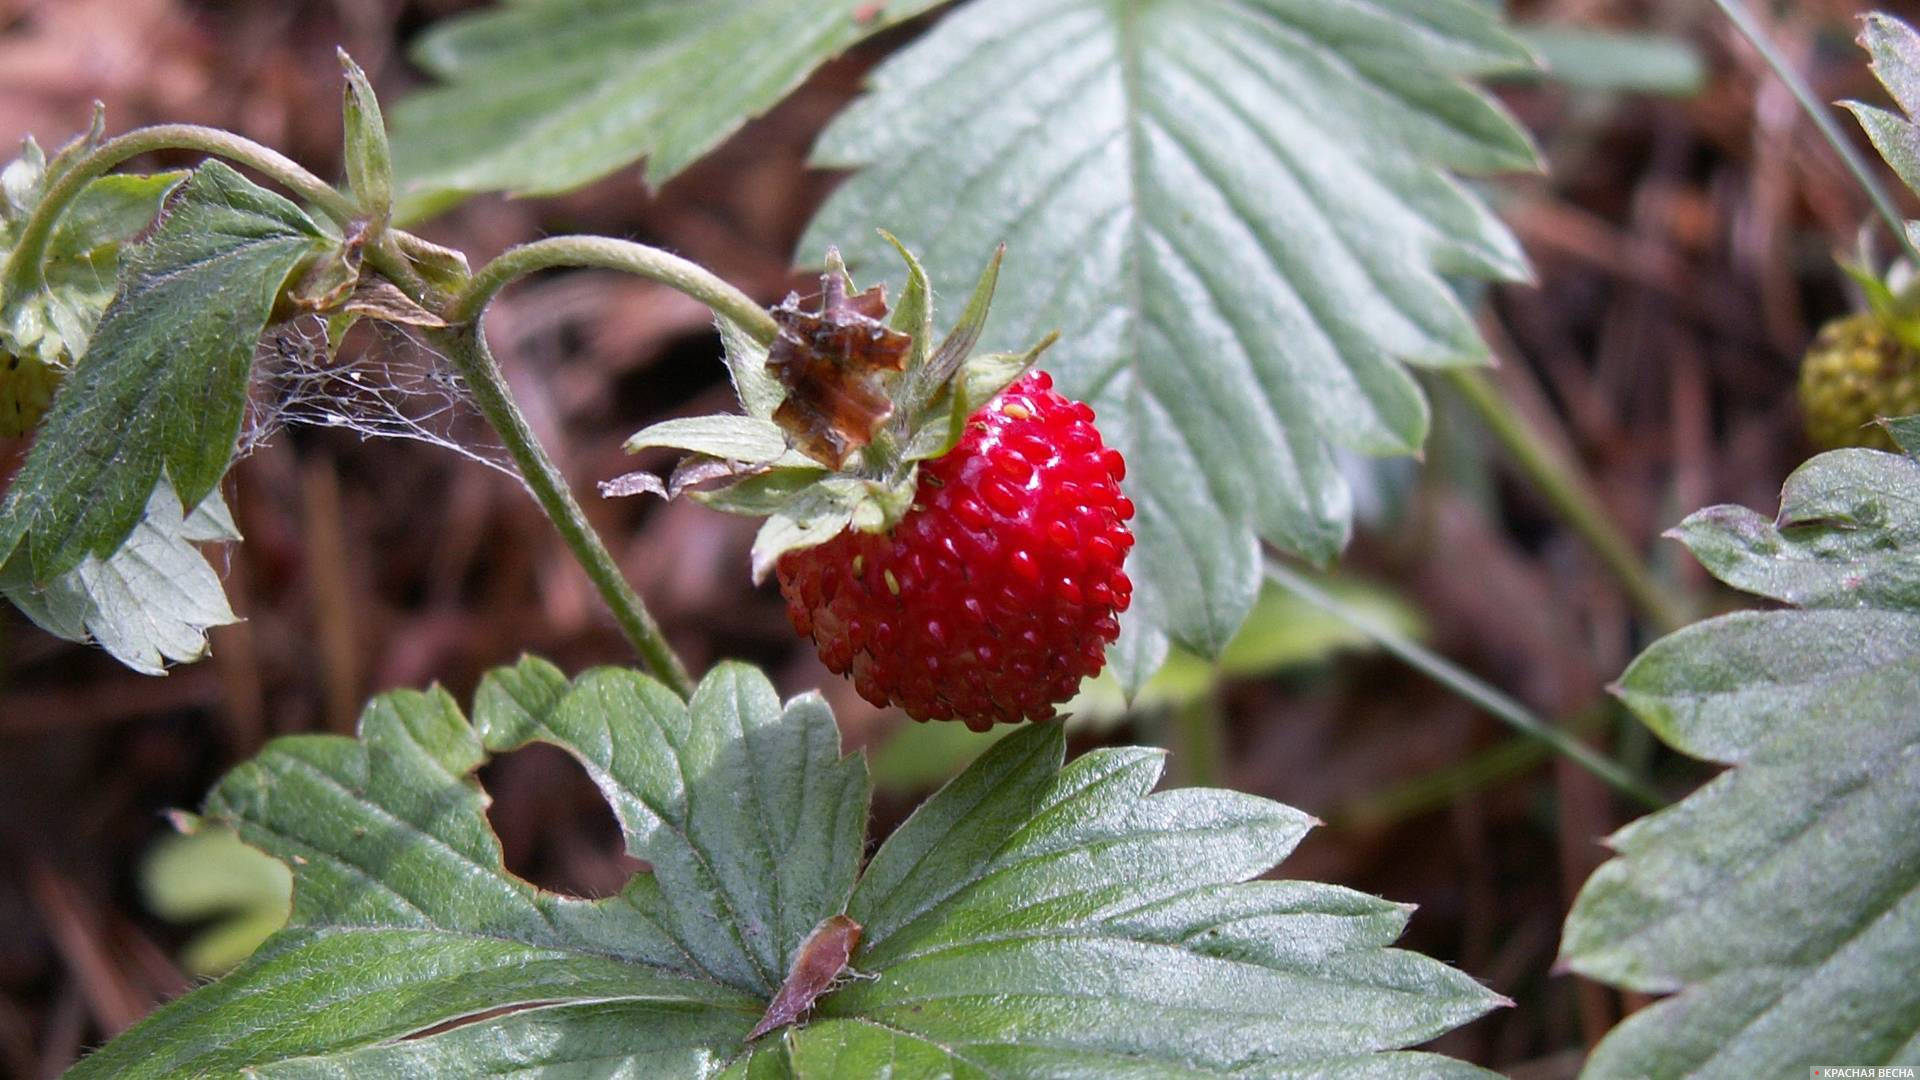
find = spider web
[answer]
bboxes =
[241,317,514,476]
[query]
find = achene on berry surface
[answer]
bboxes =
[776,371,1133,730]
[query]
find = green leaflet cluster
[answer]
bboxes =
[1561,423,1920,1077]
[77,658,1504,1077]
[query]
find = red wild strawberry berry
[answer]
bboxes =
[776,371,1134,730]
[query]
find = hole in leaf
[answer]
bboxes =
[479,743,642,900]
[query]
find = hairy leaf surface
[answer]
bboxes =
[1562,440,1920,1077]
[0,161,328,584]
[802,0,1537,686]
[81,660,1500,1077]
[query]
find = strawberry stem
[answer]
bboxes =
[448,236,779,343]
[429,322,696,698]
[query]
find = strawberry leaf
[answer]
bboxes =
[387,0,951,222]
[1561,440,1920,1075]
[80,659,1501,1077]
[803,0,1537,688]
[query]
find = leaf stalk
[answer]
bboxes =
[2,124,357,301]
[1443,368,1692,636]
[1710,0,1920,267]
[1264,556,1666,810]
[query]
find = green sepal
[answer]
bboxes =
[1885,413,1920,454]
[623,415,788,461]
[338,50,394,227]
[693,466,833,517]
[905,336,1057,463]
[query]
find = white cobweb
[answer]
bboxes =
[240,316,514,476]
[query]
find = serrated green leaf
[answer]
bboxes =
[83,657,1497,1077]
[1886,412,1920,453]
[821,723,1504,1075]
[1852,15,1920,201]
[626,414,791,462]
[1667,448,1920,610]
[72,659,857,1077]
[0,478,238,674]
[803,0,1536,671]
[387,0,950,221]
[0,160,329,588]
[1562,441,1920,1077]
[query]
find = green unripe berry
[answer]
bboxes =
[1798,312,1920,451]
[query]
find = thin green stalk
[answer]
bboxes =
[3,124,356,299]
[450,236,779,344]
[430,324,695,698]
[1264,557,1666,810]
[1170,694,1227,788]
[1711,0,1920,267]
[1444,368,1691,636]
[1333,736,1551,831]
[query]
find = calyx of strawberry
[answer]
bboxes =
[602,236,1056,581]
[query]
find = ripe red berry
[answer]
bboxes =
[776,371,1134,730]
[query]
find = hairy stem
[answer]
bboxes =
[1444,368,1691,636]
[450,236,780,344]
[3,124,357,300]
[1711,0,1920,267]
[1264,557,1665,810]
[430,324,696,698]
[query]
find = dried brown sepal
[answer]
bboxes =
[767,260,911,468]
[746,913,862,1041]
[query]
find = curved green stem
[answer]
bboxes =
[429,323,696,698]
[450,236,779,344]
[1444,368,1692,636]
[1711,0,1920,268]
[1264,557,1666,810]
[3,124,356,299]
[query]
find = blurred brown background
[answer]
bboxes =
[3,0,1917,1074]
